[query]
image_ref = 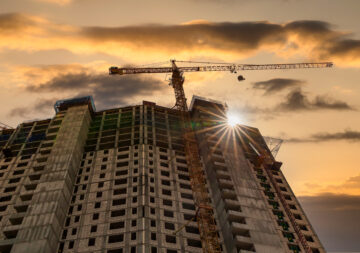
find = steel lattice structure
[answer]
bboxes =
[109,62,333,75]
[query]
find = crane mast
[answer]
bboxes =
[109,59,333,253]
[170,60,188,111]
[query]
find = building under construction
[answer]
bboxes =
[0,96,325,253]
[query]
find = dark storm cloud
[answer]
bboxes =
[9,107,31,118]
[82,21,287,53]
[25,72,165,109]
[8,98,56,117]
[324,39,360,61]
[312,96,354,110]
[81,20,359,62]
[82,20,335,49]
[277,89,311,111]
[11,68,166,117]
[287,130,360,143]
[232,85,354,121]
[284,20,335,37]
[298,193,360,251]
[277,88,354,111]
[252,78,305,95]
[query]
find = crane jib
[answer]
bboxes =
[109,62,333,75]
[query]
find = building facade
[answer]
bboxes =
[0,96,325,253]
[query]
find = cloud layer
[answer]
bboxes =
[252,78,305,95]
[9,63,168,117]
[8,98,55,118]
[277,88,354,111]
[237,83,354,119]
[13,62,353,122]
[1,13,360,66]
[25,72,164,109]
[287,129,360,143]
[298,193,360,251]
[250,78,354,111]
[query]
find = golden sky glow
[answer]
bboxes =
[0,0,360,250]
[0,13,360,66]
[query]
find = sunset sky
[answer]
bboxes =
[0,0,359,251]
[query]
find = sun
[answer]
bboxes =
[227,112,241,127]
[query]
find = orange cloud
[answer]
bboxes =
[33,0,72,5]
[0,13,78,52]
[1,13,360,66]
[301,173,360,196]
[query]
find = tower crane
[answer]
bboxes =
[110,60,333,111]
[109,59,333,253]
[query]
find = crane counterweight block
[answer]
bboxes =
[109,67,124,75]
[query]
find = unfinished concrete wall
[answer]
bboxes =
[190,98,285,253]
[57,104,205,253]
[0,105,91,253]
[237,125,326,253]
[0,96,325,253]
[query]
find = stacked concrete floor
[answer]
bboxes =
[0,96,325,253]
